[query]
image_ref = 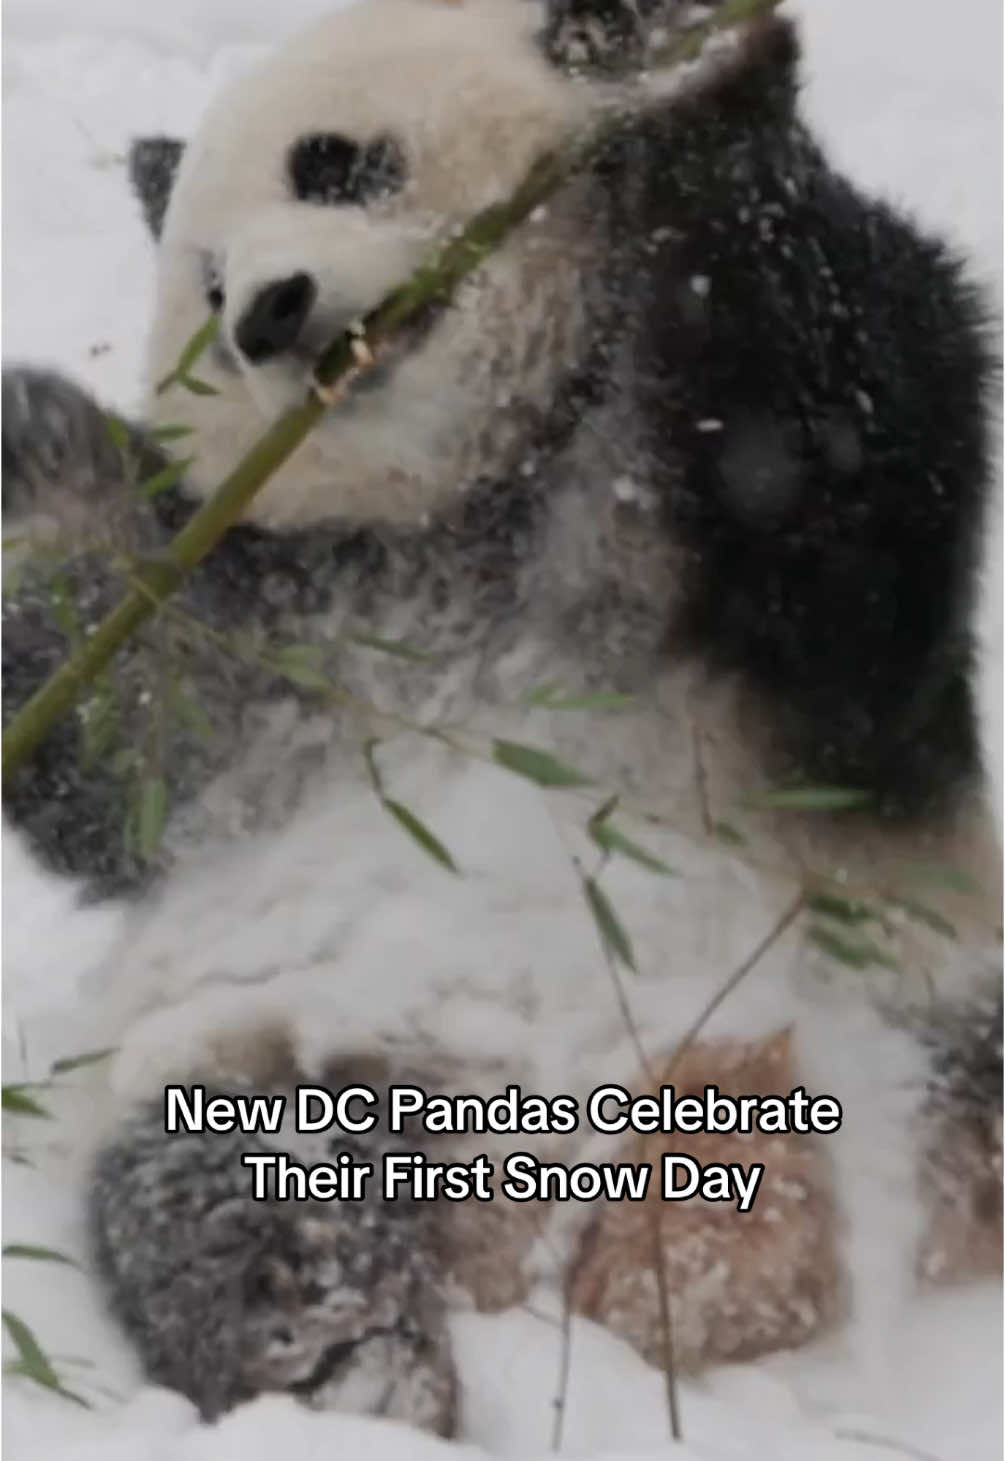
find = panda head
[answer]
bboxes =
[134,0,613,531]
[134,0,804,533]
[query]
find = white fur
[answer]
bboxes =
[146,0,593,528]
[5,729,973,1412]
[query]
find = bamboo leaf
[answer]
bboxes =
[524,685,635,711]
[2,1086,51,1118]
[849,934,898,970]
[269,644,332,689]
[150,423,196,441]
[745,786,872,812]
[79,682,119,768]
[583,877,636,971]
[103,413,130,450]
[2,561,28,600]
[267,645,330,689]
[139,457,195,499]
[272,661,332,692]
[806,893,876,924]
[175,692,216,743]
[176,318,219,375]
[48,573,81,650]
[49,1049,115,1076]
[900,861,980,895]
[807,926,871,968]
[179,374,219,397]
[362,738,384,796]
[176,317,220,375]
[493,740,593,789]
[808,925,897,970]
[3,1245,78,1268]
[136,776,167,860]
[522,682,561,705]
[272,643,325,669]
[713,820,746,845]
[592,794,620,824]
[382,798,458,873]
[347,632,430,662]
[3,1313,61,1387]
[3,1312,89,1408]
[109,748,138,778]
[588,817,675,876]
[886,897,957,940]
[155,316,220,394]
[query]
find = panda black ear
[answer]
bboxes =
[542,0,651,73]
[542,0,801,104]
[684,15,802,125]
[129,136,186,241]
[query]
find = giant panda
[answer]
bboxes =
[2,0,1001,1444]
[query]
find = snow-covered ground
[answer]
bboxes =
[2,1,1002,1458]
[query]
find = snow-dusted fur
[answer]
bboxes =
[89,1080,458,1429]
[2,0,1001,1442]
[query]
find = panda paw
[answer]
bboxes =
[0,367,221,896]
[1,368,132,524]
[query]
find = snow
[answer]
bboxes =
[792,0,1003,295]
[2,1,1002,1459]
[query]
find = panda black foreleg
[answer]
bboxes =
[1,367,263,896]
[612,23,994,808]
[2,367,164,525]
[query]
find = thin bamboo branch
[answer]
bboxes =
[663,890,807,1078]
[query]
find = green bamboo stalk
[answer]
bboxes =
[2,0,778,778]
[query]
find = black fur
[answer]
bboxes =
[129,136,185,239]
[288,133,407,208]
[2,367,130,519]
[543,0,707,73]
[599,20,994,805]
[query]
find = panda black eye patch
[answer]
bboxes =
[288,132,406,207]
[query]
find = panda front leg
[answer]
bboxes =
[616,18,993,807]
[2,367,158,524]
[2,367,262,896]
[4,368,163,892]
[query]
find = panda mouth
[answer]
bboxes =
[295,297,444,399]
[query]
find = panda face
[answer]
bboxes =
[145,0,594,531]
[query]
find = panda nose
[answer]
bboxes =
[234,272,317,363]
